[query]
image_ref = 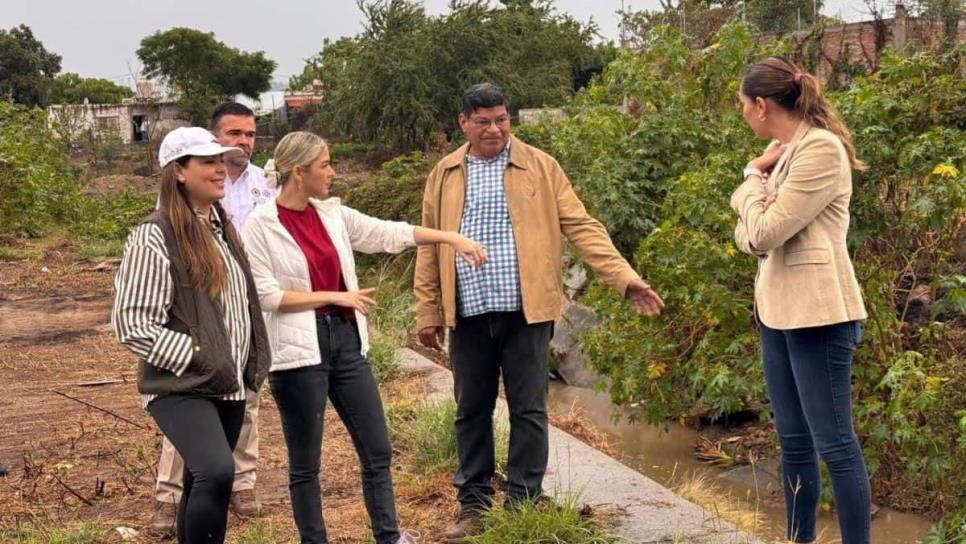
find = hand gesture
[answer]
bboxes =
[748,140,786,174]
[452,235,487,268]
[625,279,665,316]
[331,288,378,316]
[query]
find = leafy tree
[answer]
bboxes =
[136,28,276,124]
[619,0,825,47]
[0,24,61,107]
[912,0,964,43]
[47,73,133,104]
[296,0,610,149]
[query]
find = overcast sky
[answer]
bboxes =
[5,0,882,87]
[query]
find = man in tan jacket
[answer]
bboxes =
[414,83,664,542]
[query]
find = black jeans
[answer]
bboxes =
[761,320,871,544]
[449,311,553,510]
[148,395,246,544]
[269,314,399,544]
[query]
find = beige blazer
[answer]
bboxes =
[731,122,867,330]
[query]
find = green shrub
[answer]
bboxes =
[93,134,123,169]
[329,140,378,162]
[344,151,431,226]
[72,186,155,244]
[0,102,81,237]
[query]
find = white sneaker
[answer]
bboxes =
[397,529,421,544]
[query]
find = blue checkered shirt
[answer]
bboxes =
[456,143,522,317]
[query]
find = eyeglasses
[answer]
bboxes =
[469,116,510,129]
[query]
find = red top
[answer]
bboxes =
[276,203,352,319]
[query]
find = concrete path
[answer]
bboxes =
[395,348,762,544]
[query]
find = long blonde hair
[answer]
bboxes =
[264,131,328,188]
[157,157,245,298]
[741,57,867,171]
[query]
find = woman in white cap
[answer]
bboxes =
[111,126,271,544]
[241,131,486,544]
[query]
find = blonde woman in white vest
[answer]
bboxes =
[242,131,485,544]
[731,57,870,544]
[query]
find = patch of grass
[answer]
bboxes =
[76,239,124,259]
[407,399,460,473]
[671,470,762,535]
[0,245,37,261]
[368,334,401,382]
[465,494,619,544]
[396,398,509,476]
[0,521,107,543]
[364,253,418,383]
[230,519,292,544]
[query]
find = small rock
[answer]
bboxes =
[114,527,138,540]
[563,264,588,298]
[40,266,51,274]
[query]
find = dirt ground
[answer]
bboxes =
[0,239,461,543]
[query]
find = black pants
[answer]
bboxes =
[148,395,246,544]
[269,314,399,544]
[449,311,553,510]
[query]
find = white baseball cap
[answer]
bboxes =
[158,126,243,168]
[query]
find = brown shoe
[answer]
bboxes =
[229,488,262,517]
[144,501,177,539]
[442,509,484,543]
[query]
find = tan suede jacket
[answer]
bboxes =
[414,136,640,329]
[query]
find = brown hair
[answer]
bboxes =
[157,157,247,298]
[741,57,867,171]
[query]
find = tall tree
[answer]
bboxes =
[300,0,609,149]
[48,73,133,104]
[0,24,61,107]
[137,28,276,123]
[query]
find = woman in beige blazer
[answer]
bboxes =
[730,57,870,544]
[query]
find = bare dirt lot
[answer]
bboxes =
[0,240,457,543]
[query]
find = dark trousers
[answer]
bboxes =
[449,311,553,510]
[761,320,871,544]
[269,314,399,544]
[148,395,246,544]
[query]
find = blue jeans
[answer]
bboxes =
[760,320,871,544]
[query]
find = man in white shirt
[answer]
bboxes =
[147,102,276,537]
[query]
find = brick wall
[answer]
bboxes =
[790,8,965,83]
